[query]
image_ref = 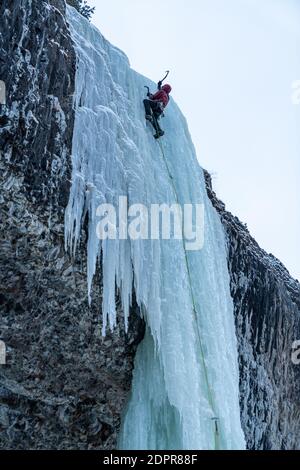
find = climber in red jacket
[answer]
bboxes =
[143,82,172,138]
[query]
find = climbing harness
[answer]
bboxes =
[156,138,220,450]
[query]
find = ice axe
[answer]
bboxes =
[144,71,170,94]
[158,70,170,89]
[144,85,151,99]
[160,70,170,83]
[211,417,219,435]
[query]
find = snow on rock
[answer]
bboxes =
[0,0,145,451]
[205,172,300,450]
[65,6,245,450]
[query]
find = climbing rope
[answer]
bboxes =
[157,139,220,450]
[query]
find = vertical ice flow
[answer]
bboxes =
[65,7,245,450]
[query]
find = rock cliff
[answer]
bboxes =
[0,0,299,450]
[0,0,144,450]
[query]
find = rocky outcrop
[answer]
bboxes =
[0,0,299,451]
[0,0,144,450]
[205,171,300,450]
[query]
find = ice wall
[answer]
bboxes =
[65,6,245,450]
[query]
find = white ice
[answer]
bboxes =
[65,6,245,450]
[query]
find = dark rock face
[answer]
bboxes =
[205,171,300,450]
[1,0,299,451]
[0,0,75,210]
[0,0,144,450]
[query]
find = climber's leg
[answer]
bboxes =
[143,99,154,120]
[143,100,164,138]
[152,112,164,138]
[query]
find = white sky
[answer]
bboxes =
[89,0,300,280]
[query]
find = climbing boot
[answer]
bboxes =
[154,130,165,139]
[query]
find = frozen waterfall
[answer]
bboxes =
[65,6,245,450]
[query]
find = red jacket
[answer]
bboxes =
[150,90,169,108]
[150,84,172,108]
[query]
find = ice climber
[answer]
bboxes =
[143,81,172,139]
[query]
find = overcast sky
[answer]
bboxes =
[89,0,300,280]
